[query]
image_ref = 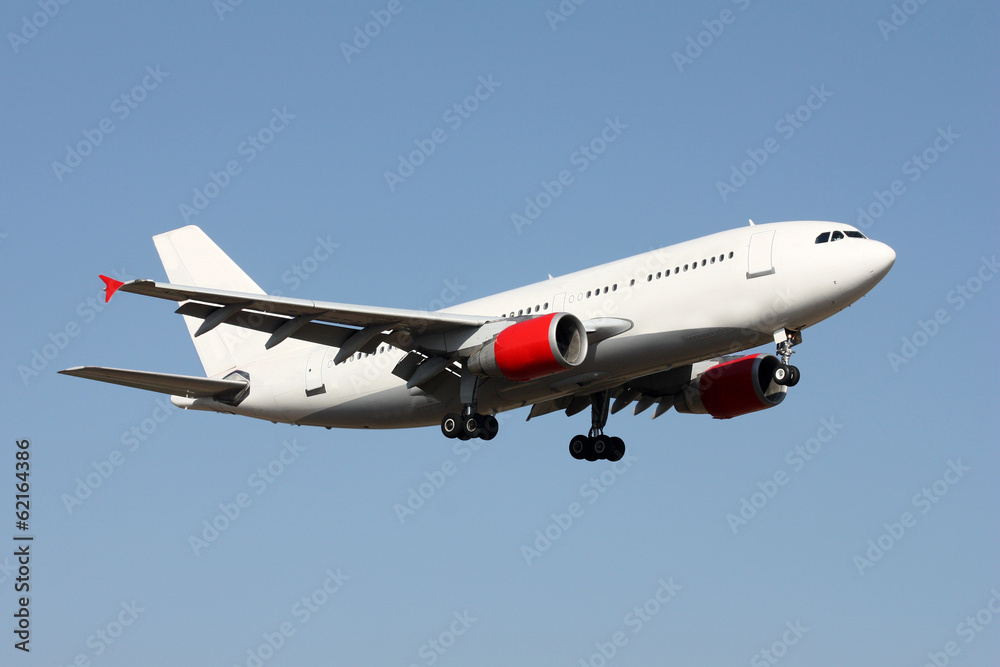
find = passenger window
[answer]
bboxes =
[728,251,734,258]
[831,231,844,242]
[666,269,671,277]
[815,232,830,244]
[684,264,689,271]
[656,272,661,279]
[710,257,715,264]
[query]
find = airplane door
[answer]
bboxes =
[746,231,776,279]
[552,292,566,311]
[305,347,327,396]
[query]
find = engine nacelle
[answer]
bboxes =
[673,353,787,419]
[468,312,588,381]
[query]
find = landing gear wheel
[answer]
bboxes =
[441,413,461,439]
[481,415,499,441]
[773,364,790,386]
[607,437,626,462]
[592,435,609,460]
[787,365,801,387]
[462,415,481,440]
[569,435,588,460]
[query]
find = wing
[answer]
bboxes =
[525,361,711,422]
[112,278,500,363]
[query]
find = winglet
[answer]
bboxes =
[99,275,125,303]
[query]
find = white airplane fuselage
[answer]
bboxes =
[171,221,895,429]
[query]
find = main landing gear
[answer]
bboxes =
[441,411,498,441]
[569,391,626,462]
[773,329,802,387]
[440,369,499,441]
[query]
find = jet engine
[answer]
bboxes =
[468,312,588,381]
[673,353,787,419]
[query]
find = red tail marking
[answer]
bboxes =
[99,275,125,303]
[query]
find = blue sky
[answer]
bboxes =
[2,1,998,665]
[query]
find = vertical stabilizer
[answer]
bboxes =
[152,226,272,377]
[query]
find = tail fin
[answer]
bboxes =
[153,226,272,377]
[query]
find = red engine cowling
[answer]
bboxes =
[673,353,787,419]
[468,312,588,381]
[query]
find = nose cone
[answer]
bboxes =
[864,240,896,285]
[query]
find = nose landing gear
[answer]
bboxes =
[773,328,802,387]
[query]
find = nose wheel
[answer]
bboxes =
[773,328,802,387]
[568,391,626,461]
[773,363,800,387]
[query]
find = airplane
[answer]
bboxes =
[61,221,895,462]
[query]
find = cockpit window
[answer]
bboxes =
[815,232,830,244]
[831,230,845,242]
[845,230,867,239]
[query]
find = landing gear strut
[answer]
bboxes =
[441,369,499,441]
[773,329,802,387]
[569,391,626,462]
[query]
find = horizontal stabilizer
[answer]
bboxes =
[59,366,248,400]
